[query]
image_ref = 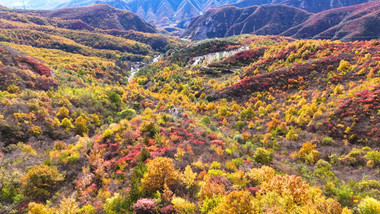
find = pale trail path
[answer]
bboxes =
[192,46,249,66]
[128,55,161,82]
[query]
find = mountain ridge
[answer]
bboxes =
[183,1,380,41]
[281,1,380,40]
[182,4,312,40]
[57,0,240,26]
[2,0,376,28]
[232,0,374,12]
[35,4,157,33]
[55,0,375,26]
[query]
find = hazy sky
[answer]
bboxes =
[0,0,67,9]
[1,0,25,8]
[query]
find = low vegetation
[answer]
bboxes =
[0,7,378,213]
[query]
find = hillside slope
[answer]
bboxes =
[0,3,379,214]
[0,18,379,214]
[33,4,157,33]
[0,43,58,92]
[58,0,241,26]
[281,1,380,41]
[232,0,373,12]
[183,1,380,41]
[55,0,375,27]
[0,5,178,54]
[182,5,312,40]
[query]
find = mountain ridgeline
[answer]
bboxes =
[0,4,180,55]
[182,4,311,40]
[56,0,376,27]
[232,0,375,12]
[58,0,241,26]
[23,4,157,33]
[183,1,380,41]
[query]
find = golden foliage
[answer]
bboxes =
[21,165,64,200]
[199,176,226,200]
[56,196,79,214]
[141,157,178,194]
[292,142,319,164]
[248,165,275,186]
[171,197,197,214]
[27,202,55,214]
[210,191,254,214]
[181,165,197,189]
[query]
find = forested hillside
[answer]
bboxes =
[0,3,379,214]
[183,1,380,41]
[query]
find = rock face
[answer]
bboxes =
[182,5,311,40]
[183,1,380,41]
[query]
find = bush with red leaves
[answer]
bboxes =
[19,56,52,76]
[326,85,380,143]
[132,198,157,214]
[247,187,260,196]
[210,140,225,147]
[160,204,175,214]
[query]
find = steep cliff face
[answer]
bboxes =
[182,5,311,40]
[183,1,380,41]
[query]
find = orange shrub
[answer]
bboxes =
[141,157,178,194]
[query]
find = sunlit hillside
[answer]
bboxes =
[0,2,379,214]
